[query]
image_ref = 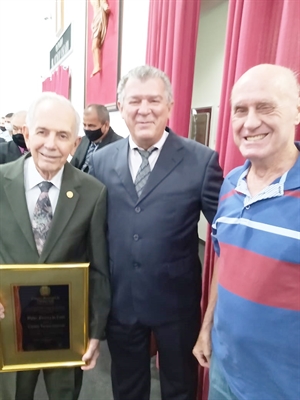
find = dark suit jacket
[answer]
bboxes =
[91,129,223,326]
[0,141,22,164]
[0,138,5,144]
[71,127,123,170]
[0,155,111,339]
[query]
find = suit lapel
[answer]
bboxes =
[39,163,80,262]
[79,137,90,168]
[3,155,37,253]
[137,131,184,203]
[114,138,138,201]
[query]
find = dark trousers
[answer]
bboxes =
[15,367,83,400]
[107,313,200,400]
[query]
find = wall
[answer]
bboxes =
[45,0,150,137]
[110,0,150,137]
[0,0,51,114]
[192,0,229,240]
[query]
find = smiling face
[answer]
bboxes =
[24,99,80,180]
[231,65,300,165]
[118,77,173,149]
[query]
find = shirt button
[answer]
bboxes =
[133,234,139,241]
[245,205,250,210]
[133,263,140,269]
[135,206,141,213]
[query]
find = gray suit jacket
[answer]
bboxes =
[91,129,223,325]
[0,155,111,339]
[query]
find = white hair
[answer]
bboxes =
[26,92,80,137]
[117,65,173,105]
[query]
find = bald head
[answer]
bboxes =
[232,64,299,105]
[11,110,27,135]
[230,64,300,165]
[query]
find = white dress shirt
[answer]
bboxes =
[128,130,169,182]
[24,157,63,222]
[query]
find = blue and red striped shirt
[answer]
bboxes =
[212,146,300,400]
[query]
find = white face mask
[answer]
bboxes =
[4,122,12,132]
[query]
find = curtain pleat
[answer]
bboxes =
[146,0,201,138]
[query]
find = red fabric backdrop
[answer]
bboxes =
[42,66,70,99]
[85,0,120,107]
[200,1,300,399]
[146,0,201,137]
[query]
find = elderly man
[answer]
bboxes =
[0,92,110,400]
[90,65,223,400]
[0,110,28,164]
[193,64,300,400]
[70,103,122,172]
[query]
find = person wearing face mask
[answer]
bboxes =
[0,110,28,164]
[70,104,122,172]
[0,118,5,143]
[0,113,14,142]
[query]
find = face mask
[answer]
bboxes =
[12,133,27,149]
[4,122,12,132]
[0,126,6,132]
[84,127,104,142]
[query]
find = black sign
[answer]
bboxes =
[16,285,70,351]
[50,24,72,69]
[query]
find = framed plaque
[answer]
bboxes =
[0,263,89,372]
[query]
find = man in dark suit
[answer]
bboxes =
[70,103,122,172]
[0,93,110,400]
[90,65,224,400]
[0,110,28,164]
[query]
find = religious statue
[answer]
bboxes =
[90,0,110,76]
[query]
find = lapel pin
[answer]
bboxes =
[66,191,74,199]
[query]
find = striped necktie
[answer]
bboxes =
[82,142,97,173]
[32,181,53,255]
[134,148,157,197]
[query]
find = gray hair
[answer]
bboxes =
[117,65,173,105]
[26,92,80,137]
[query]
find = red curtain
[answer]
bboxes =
[42,66,70,99]
[200,1,300,399]
[146,0,201,137]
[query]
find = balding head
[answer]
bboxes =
[11,110,27,135]
[230,64,300,166]
[232,64,299,107]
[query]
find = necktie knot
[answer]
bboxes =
[136,148,156,160]
[38,181,53,193]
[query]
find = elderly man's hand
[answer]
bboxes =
[81,338,100,370]
[192,326,212,368]
[0,303,5,320]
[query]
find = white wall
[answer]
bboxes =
[0,0,52,114]
[192,1,229,240]
[110,0,150,137]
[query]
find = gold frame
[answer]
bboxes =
[55,0,64,37]
[0,263,89,372]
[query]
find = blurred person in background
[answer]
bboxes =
[71,103,122,173]
[0,110,28,164]
[0,113,14,142]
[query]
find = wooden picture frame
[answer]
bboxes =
[0,263,88,372]
[190,107,212,147]
[55,0,64,37]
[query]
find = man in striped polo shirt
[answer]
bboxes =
[193,64,300,400]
